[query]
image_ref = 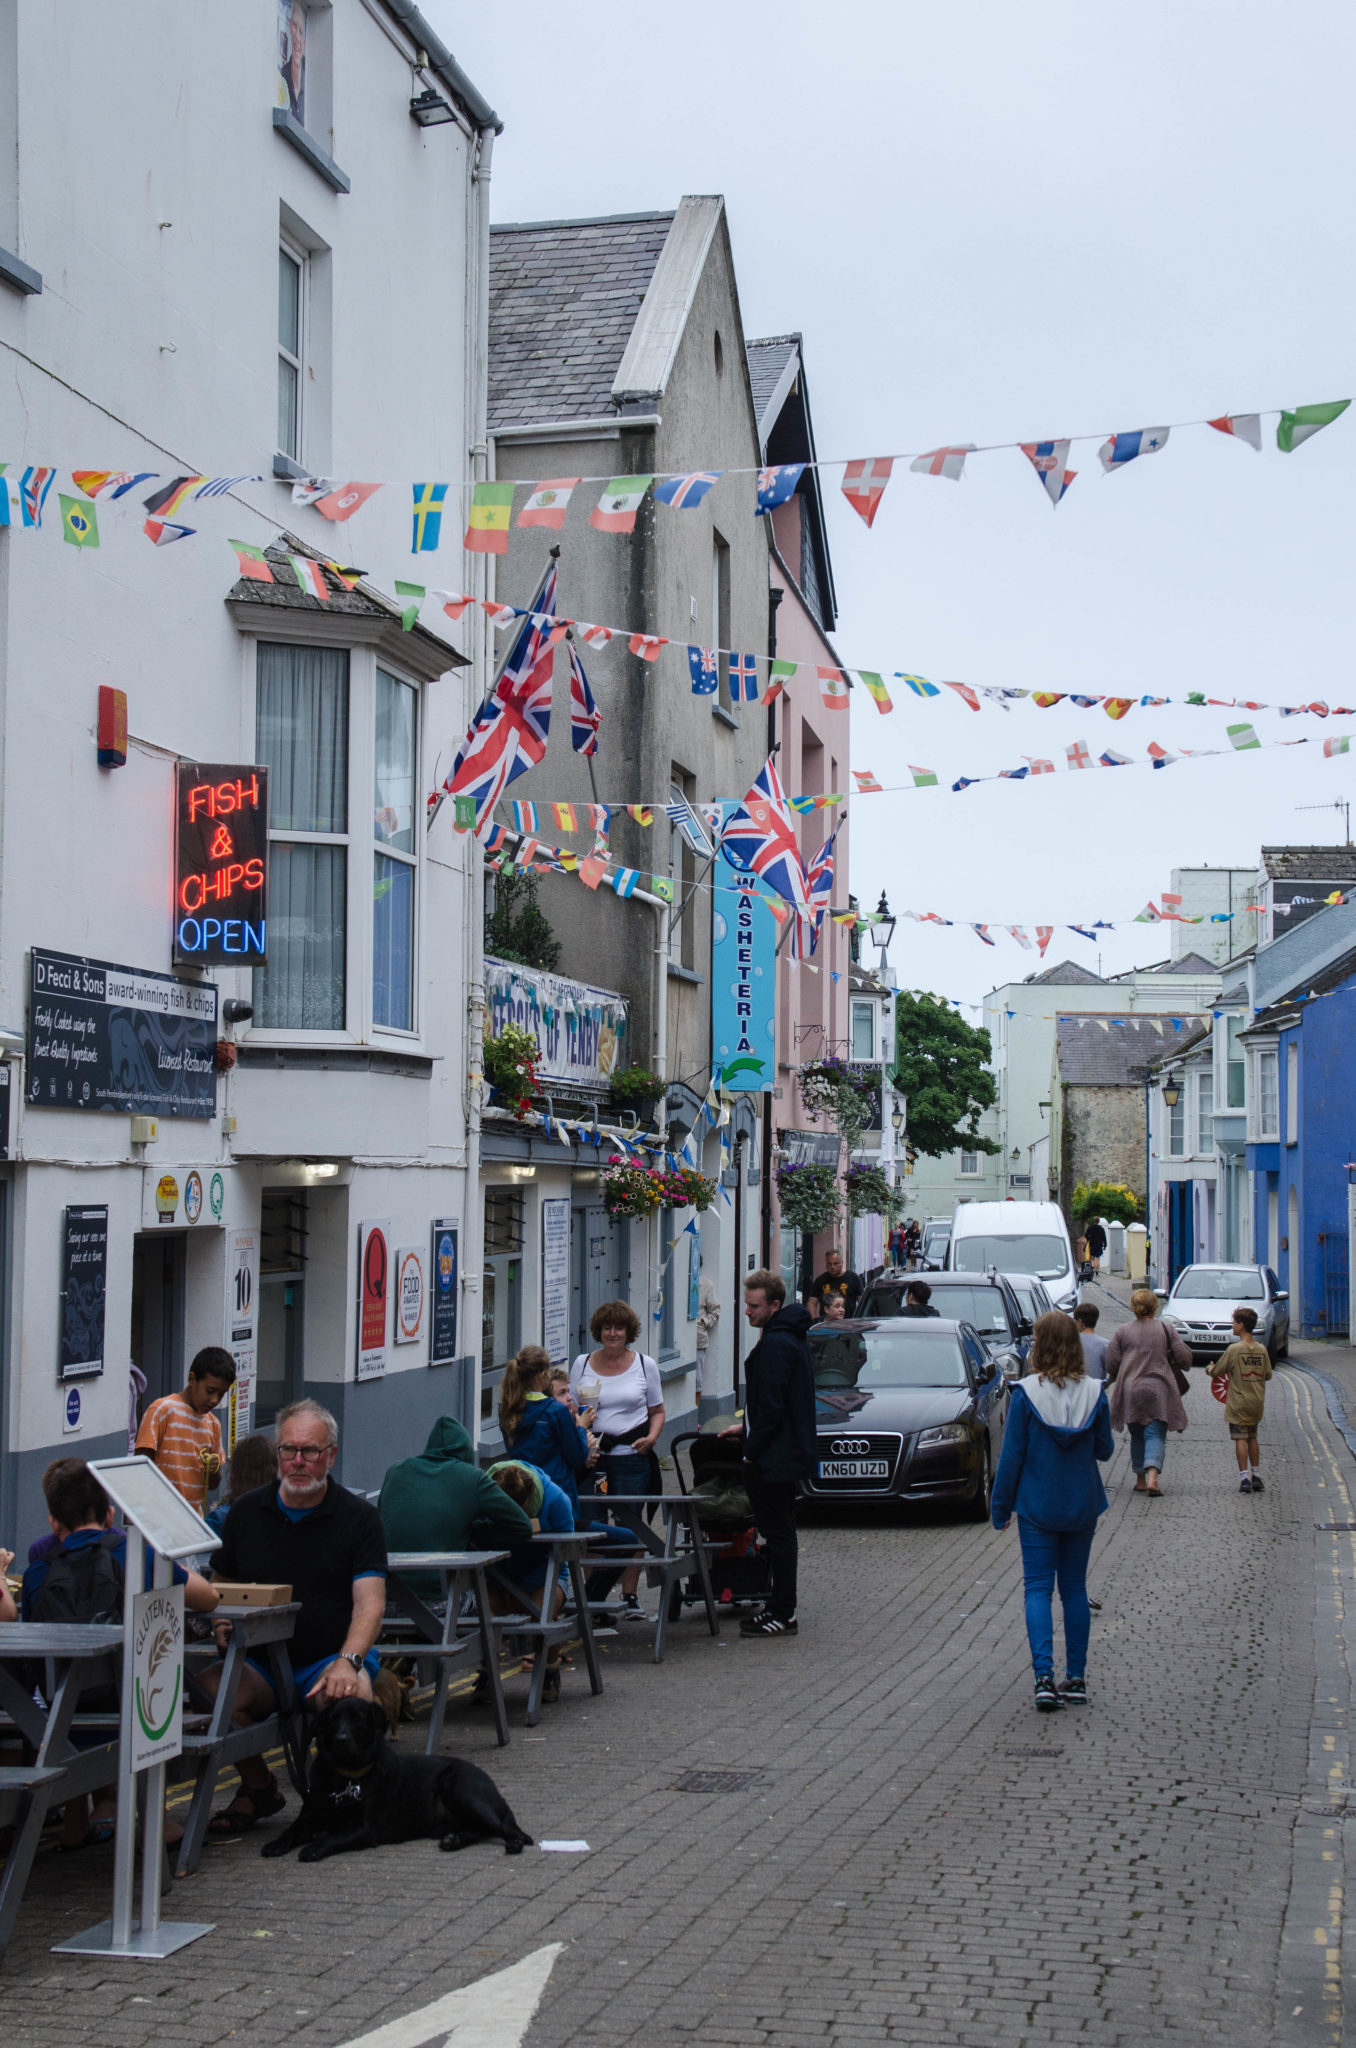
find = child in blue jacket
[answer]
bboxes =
[992,1310,1114,1712]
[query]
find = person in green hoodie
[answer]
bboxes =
[378,1416,533,1599]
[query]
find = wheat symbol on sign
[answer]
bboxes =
[136,1623,182,1742]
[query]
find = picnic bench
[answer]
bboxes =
[590,1494,723,1661]
[175,1602,301,1877]
[379,1551,512,1751]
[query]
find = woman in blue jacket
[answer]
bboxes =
[498,1346,592,1513]
[991,1311,1114,1713]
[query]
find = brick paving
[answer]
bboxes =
[2,1294,1352,2046]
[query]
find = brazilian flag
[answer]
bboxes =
[59,493,99,549]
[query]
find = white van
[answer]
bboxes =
[946,1200,1077,1312]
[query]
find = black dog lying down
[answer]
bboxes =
[262,1698,532,1863]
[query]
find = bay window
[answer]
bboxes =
[373,669,417,1030]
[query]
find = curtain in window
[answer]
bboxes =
[257,643,348,832]
[374,670,415,852]
[256,843,346,1030]
[373,855,413,1029]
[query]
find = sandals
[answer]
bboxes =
[207,1779,285,1837]
[541,1669,561,1705]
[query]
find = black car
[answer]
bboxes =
[805,1316,1009,1518]
[857,1270,1030,1376]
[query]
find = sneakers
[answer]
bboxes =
[621,1594,646,1621]
[1249,1472,1264,1492]
[1239,1474,1253,1493]
[541,1668,561,1704]
[739,1610,798,1638]
[1059,1675,1088,1706]
[1034,1672,1063,1713]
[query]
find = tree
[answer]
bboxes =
[893,992,1000,1159]
[484,869,560,972]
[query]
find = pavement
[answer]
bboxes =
[3,1292,1355,2047]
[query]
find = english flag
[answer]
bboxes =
[910,445,975,481]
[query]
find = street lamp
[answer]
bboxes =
[872,891,897,958]
[1161,1074,1181,1107]
[890,1101,904,1134]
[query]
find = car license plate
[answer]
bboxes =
[817,1458,889,1479]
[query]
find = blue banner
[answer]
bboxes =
[711,892,775,1091]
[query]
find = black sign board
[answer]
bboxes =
[60,1205,108,1380]
[429,1218,458,1366]
[779,1128,842,1170]
[28,950,218,1118]
[174,762,269,966]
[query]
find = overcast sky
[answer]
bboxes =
[434,0,1354,1011]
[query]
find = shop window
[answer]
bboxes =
[482,1186,525,1375]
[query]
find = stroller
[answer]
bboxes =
[666,1430,772,1621]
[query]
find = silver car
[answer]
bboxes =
[1158,1264,1290,1364]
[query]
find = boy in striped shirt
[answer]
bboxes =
[135,1345,236,1511]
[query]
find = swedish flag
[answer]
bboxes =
[411,481,447,553]
[59,494,100,549]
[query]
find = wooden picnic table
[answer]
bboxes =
[175,1601,300,1877]
[383,1552,511,1749]
[479,1534,607,1727]
[590,1494,723,1661]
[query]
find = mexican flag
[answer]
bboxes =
[464,481,515,554]
[589,477,652,533]
[1276,399,1349,453]
[762,659,796,704]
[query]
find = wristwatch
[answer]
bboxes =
[339,1652,364,1672]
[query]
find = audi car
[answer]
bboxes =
[1159,1264,1290,1363]
[856,1270,1031,1375]
[1000,1272,1056,1340]
[804,1316,1009,1518]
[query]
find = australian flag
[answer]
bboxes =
[440,560,558,836]
[568,642,602,756]
[756,464,805,516]
[719,757,810,915]
[688,645,720,696]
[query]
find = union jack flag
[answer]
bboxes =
[569,642,601,756]
[719,757,810,915]
[437,560,559,836]
[791,826,839,958]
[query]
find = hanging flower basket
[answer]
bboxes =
[845,1161,892,1218]
[775,1160,840,1235]
[483,1025,540,1121]
[602,1157,666,1219]
[659,1164,717,1212]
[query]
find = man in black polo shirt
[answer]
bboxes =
[201,1397,387,1836]
[808,1248,863,1319]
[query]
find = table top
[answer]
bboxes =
[214,1602,300,1624]
[387,1550,511,1570]
[600,1493,700,1510]
[0,1624,123,1654]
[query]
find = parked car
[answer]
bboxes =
[1000,1272,1056,1341]
[920,1219,951,1270]
[805,1316,1009,1519]
[948,1200,1077,1312]
[857,1270,1030,1376]
[1158,1264,1290,1364]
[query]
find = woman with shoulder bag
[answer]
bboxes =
[1104,1287,1191,1497]
[569,1301,665,1620]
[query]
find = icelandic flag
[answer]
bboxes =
[728,652,760,702]
[1098,427,1170,473]
[719,757,811,915]
[654,472,722,509]
[568,643,602,756]
[688,646,720,696]
[438,559,559,835]
[1019,439,1076,508]
[756,464,804,516]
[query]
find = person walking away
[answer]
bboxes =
[900,1280,940,1319]
[1104,1287,1191,1496]
[1083,1218,1107,1277]
[569,1302,665,1620]
[1073,1303,1108,1381]
[1212,1306,1272,1492]
[722,1270,816,1638]
[135,1345,235,1511]
[991,1312,1114,1711]
[499,1345,592,1516]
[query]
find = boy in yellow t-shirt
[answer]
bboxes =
[1213,1307,1272,1494]
[135,1345,235,1510]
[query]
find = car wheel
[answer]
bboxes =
[1278,1326,1289,1359]
[966,1444,992,1522]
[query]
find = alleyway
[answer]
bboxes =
[3,1306,1353,2046]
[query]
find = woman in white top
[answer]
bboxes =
[570,1299,664,1616]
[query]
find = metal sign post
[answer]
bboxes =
[53,1456,220,1960]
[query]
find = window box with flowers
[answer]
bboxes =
[483,1025,540,1121]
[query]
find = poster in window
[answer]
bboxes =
[357,1220,389,1381]
[541,1198,570,1365]
[60,1205,108,1381]
[429,1219,458,1367]
[277,0,307,122]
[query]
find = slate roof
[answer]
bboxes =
[487,211,676,431]
[1166,950,1218,975]
[1261,845,1356,883]
[1026,960,1105,986]
[1055,1013,1206,1086]
[746,335,800,441]
[1242,943,1356,1035]
[227,541,465,665]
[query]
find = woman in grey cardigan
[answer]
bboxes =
[1104,1288,1191,1496]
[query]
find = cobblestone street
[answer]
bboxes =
[4,1297,1354,2048]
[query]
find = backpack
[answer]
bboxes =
[32,1532,124,1625]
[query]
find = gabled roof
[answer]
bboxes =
[226,540,464,677]
[1027,960,1105,986]
[1261,844,1356,883]
[1166,950,1218,975]
[1246,942,1356,1033]
[746,336,801,443]
[746,330,837,634]
[1146,1023,1213,1070]
[1055,1012,1205,1086]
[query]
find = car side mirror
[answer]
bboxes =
[1154,1289,1168,1300]
[1017,1318,1033,1338]
[1275,1290,1289,1302]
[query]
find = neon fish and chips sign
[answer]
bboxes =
[174,764,269,965]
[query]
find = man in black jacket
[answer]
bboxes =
[723,1269,817,1638]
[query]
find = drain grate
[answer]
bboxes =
[1004,1748,1064,1759]
[673,1769,762,1794]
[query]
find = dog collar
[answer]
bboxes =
[330,1762,376,1780]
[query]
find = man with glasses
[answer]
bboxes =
[198,1399,387,1837]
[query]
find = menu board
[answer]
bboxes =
[28,950,217,1118]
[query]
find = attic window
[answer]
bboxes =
[713,329,724,377]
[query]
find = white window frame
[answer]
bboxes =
[1167,1092,1185,1158]
[278,234,306,464]
[1285,1039,1298,1145]
[1249,1042,1279,1141]
[711,531,735,721]
[372,667,420,1037]
[958,1148,981,1177]
[850,1000,874,1062]
[1196,1069,1214,1156]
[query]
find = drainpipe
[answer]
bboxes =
[648,896,670,1350]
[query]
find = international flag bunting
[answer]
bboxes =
[999,766,1029,780]
[909,765,938,788]
[859,672,893,714]
[579,854,606,890]
[1068,695,1101,708]
[482,825,509,854]
[412,481,449,552]
[1103,698,1134,721]
[143,476,205,516]
[72,470,155,499]
[1099,749,1131,767]
[551,802,577,832]
[910,445,975,481]
[59,494,99,548]
[576,623,614,648]
[569,643,602,756]
[1035,927,1054,957]
[729,652,760,702]
[612,867,640,898]
[482,601,518,628]
[1008,927,1032,950]
[453,795,478,830]
[230,539,274,583]
[898,674,938,699]
[627,805,654,826]
[394,580,424,629]
[590,477,652,533]
[1206,414,1262,451]
[944,681,980,712]
[463,480,513,555]
[952,777,979,792]
[1032,693,1065,708]
[434,591,474,620]
[841,456,893,528]
[762,659,796,704]
[650,874,675,903]
[1023,756,1053,775]
[1227,722,1261,750]
[1277,399,1350,452]
[666,802,713,857]
[315,481,383,521]
[512,802,540,834]
[441,559,558,834]
[818,667,850,710]
[1134,902,1161,923]
[194,476,260,499]
[142,517,195,546]
[292,479,333,505]
[629,633,667,662]
[972,925,995,945]
[518,477,580,530]
[688,646,719,696]
[720,757,811,914]
[289,555,330,601]
[756,464,805,515]
[1098,428,1170,473]
[1147,741,1175,769]
[654,471,721,509]
[18,466,54,526]
[853,771,883,792]
[1066,741,1092,769]
[1324,736,1351,758]
[1069,926,1099,941]
[1019,439,1076,508]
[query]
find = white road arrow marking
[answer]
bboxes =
[333,1944,563,2048]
